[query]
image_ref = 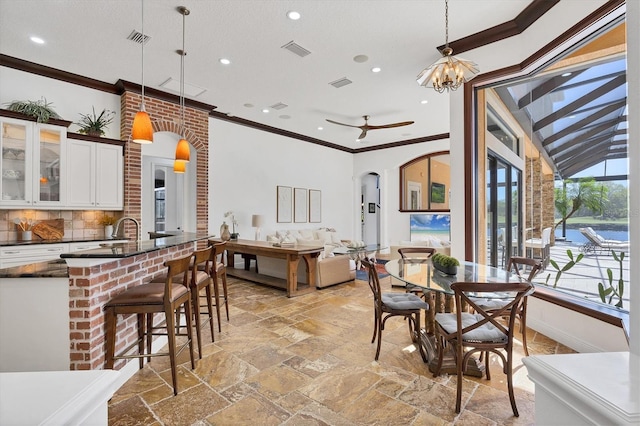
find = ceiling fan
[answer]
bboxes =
[325,115,414,140]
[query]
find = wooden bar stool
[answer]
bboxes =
[209,240,229,327]
[104,253,195,396]
[189,245,216,357]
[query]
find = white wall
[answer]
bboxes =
[208,119,355,240]
[626,0,640,357]
[353,139,450,251]
[0,67,121,139]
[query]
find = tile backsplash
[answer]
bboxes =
[0,210,122,243]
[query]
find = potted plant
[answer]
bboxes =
[75,107,115,137]
[431,253,460,275]
[100,215,116,239]
[5,98,61,123]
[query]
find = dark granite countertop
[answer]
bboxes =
[60,232,213,259]
[0,259,69,278]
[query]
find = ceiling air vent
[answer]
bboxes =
[281,41,311,58]
[127,30,151,45]
[270,102,288,110]
[329,77,352,88]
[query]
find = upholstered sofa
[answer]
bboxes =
[257,228,356,288]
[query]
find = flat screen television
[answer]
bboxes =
[410,214,451,242]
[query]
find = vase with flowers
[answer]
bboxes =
[224,211,239,240]
[100,215,116,239]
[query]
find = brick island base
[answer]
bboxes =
[65,242,197,370]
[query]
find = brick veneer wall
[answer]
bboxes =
[68,242,196,370]
[119,92,209,235]
[526,156,556,243]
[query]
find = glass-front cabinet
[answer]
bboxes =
[1,117,66,208]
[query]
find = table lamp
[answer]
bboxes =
[252,214,264,240]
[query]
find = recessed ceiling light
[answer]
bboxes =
[287,11,301,20]
[262,108,269,113]
[243,103,254,108]
[353,54,368,63]
[371,67,381,73]
[420,100,429,104]
[219,58,231,65]
[317,127,323,131]
[562,72,572,77]
[279,115,291,119]
[30,36,44,44]
[568,115,576,119]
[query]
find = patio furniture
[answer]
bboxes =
[525,227,552,268]
[579,227,630,255]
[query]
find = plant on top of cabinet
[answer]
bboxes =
[5,98,61,123]
[75,107,115,137]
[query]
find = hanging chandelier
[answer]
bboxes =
[174,5,191,166]
[131,0,154,144]
[416,0,479,93]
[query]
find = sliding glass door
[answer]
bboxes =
[487,152,522,268]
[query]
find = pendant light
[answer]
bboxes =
[174,6,190,164]
[131,0,154,144]
[416,0,479,93]
[173,159,186,174]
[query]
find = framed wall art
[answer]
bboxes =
[294,187,308,223]
[309,189,321,223]
[277,186,292,223]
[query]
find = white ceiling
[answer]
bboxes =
[0,0,533,149]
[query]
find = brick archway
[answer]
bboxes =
[120,92,208,235]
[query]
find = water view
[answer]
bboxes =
[555,228,629,244]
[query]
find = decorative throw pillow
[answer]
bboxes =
[266,235,280,243]
[282,234,297,243]
[276,230,289,239]
[330,232,342,245]
[323,244,336,257]
[288,230,303,240]
[300,229,314,240]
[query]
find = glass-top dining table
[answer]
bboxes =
[384,258,531,375]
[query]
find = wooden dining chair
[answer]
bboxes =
[397,247,437,259]
[473,256,541,356]
[398,247,437,301]
[433,281,533,416]
[362,258,429,362]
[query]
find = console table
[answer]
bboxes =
[218,239,323,297]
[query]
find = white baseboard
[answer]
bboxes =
[527,318,605,353]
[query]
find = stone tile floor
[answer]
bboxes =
[108,275,575,425]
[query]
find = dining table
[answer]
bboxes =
[385,257,531,376]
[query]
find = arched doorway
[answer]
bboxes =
[360,172,380,245]
[141,131,196,238]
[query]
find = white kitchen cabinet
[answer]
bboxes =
[0,240,129,268]
[66,139,123,209]
[0,244,68,268]
[1,117,67,208]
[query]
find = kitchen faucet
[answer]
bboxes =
[112,217,140,241]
